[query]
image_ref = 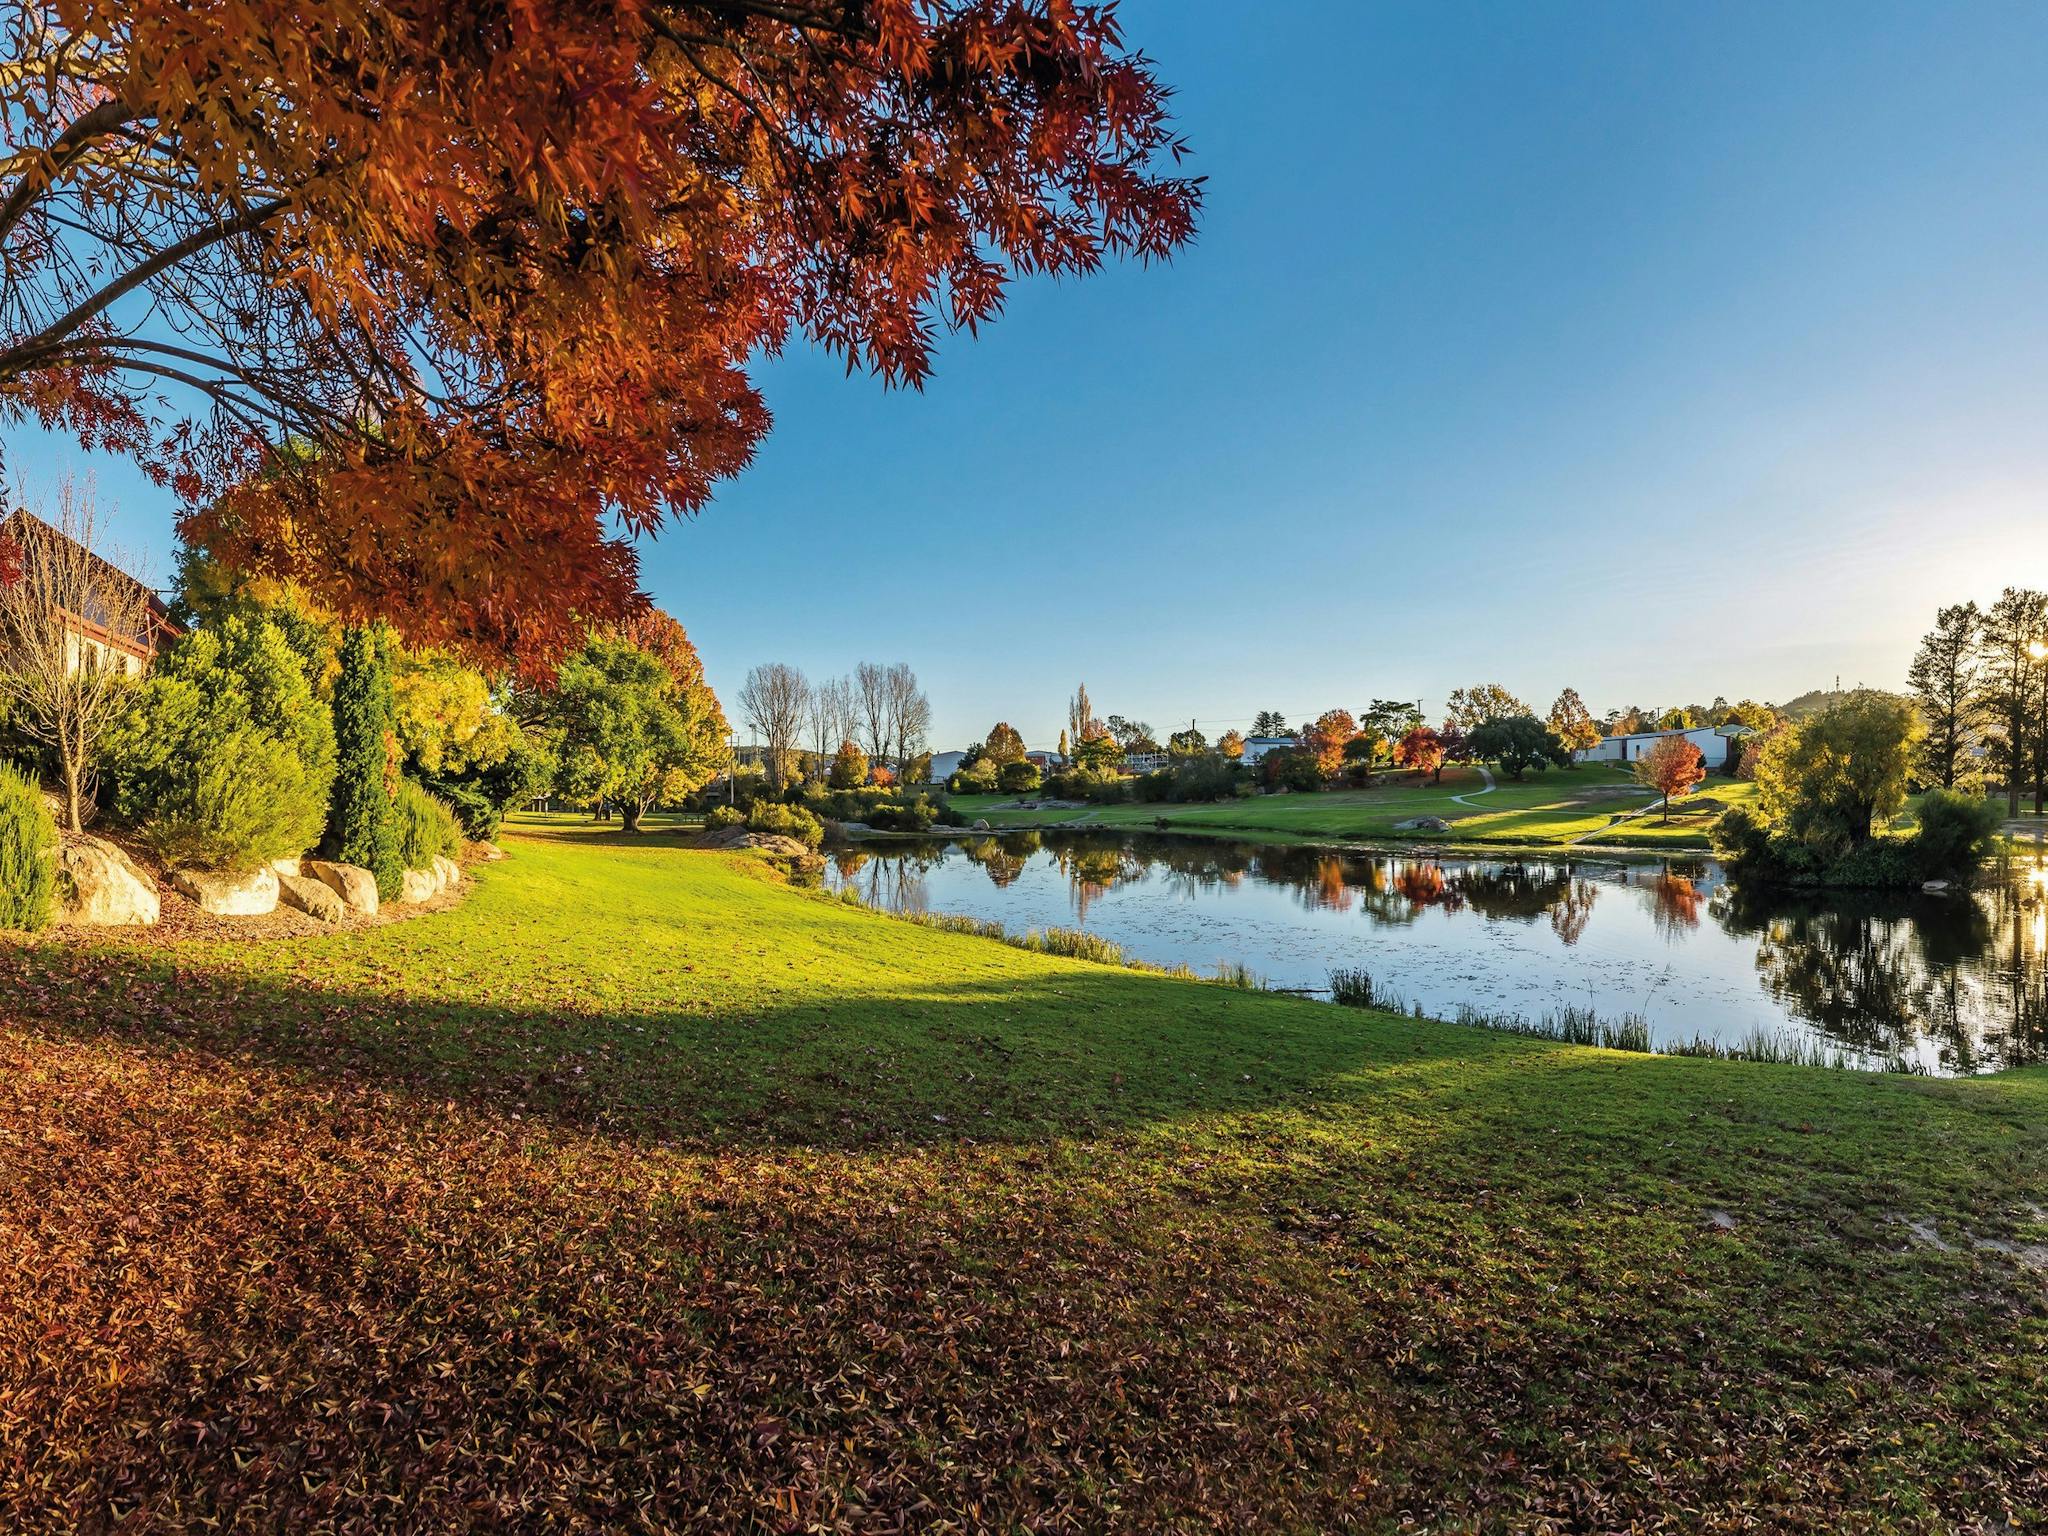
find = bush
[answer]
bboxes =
[948,760,998,794]
[1908,789,2003,881]
[391,778,463,869]
[706,804,745,830]
[422,778,498,842]
[324,624,404,897]
[0,761,55,931]
[866,797,937,833]
[998,758,1041,794]
[746,800,823,849]
[105,614,337,872]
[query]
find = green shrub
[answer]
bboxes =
[746,800,823,849]
[948,760,998,794]
[1908,790,2002,880]
[998,758,1042,794]
[394,778,463,869]
[705,804,745,830]
[105,615,337,871]
[324,624,405,898]
[422,778,498,841]
[0,761,55,931]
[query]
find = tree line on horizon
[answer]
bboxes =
[1906,588,2048,815]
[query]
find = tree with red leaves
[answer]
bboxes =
[1393,725,1446,783]
[0,1,1200,667]
[1634,735,1706,821]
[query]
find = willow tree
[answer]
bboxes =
[0,2,1198,667]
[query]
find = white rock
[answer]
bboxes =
[432,853,461,890]
[471,841,505,862]
[276,871,347,923]
[54,837,160,927]
[398,867,438,904]
[305,860,379,915]
[171,865,279,917]
[271,856,302,878]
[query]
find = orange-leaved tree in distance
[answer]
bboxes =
[1393,725,1446,783]
[1634,735,1706,821]
[0,2,1201,667]
[1300,710,1359,778]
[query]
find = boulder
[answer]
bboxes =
[276,871,347,923]
[1922,879,1952,895]
[973,819,991,831]
[432,853,461,890]
[271,856,302,878]
[471,841,506,862]
[399,867,439,904]
[1395,816,1453,834]
[305,859,379,915]
[171,865,279,917]
[53,837,160,927]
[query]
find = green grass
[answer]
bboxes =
[3,819,2043,1530]
[953,765,1756,849]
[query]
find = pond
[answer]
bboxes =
[824,831,2048,1074]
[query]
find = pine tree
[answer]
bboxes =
[325,624,404,898]
[1906,601,1982,790]
[1977,589,2047,816]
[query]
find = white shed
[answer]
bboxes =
[1576,725,1749,772]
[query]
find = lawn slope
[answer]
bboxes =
[1,821,2043,1532]
[952,765,1759,849]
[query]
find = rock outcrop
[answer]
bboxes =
[305,860,379,915]
[276,871,347,923]
[53,837,160,927]
[171,865,280,917]
[398,867,438,904]
[431,854,461,891]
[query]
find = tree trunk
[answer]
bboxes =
[620,801,643,832]
[1661,792,1669,823]
[62,752,82,833]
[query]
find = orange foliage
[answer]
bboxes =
[0,2,1201,666]
[1299,710,1358,777]
[1634,736,1706,818]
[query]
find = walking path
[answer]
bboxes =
[1447,765,1496,806]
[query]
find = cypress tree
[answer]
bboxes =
[325,624,404,898]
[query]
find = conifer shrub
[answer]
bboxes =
[105,615,337,871]
[325,625,405,897]
[0,760,55,931]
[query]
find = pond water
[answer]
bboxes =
[824,831,2048,1074]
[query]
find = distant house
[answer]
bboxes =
[926,750,967,784]
[0,509,179,677]
[1024,749,1068,773]
[1123,751,1168,774]
[1237,735,1296,766]
[1576,724,1751,773]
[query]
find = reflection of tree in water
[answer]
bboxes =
[959,834,1033,889]
[1713,881,2041,1069]
[1549,879,1597,945]
[1052,841,1145,923]
[1447,862,1574,923]
[832,842,946,913]
[1646,874,1702,938]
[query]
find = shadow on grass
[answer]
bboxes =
[2,936,1562,1151]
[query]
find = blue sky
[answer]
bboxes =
[9,0,2048,751]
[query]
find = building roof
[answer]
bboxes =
[0,508,181,653]
[1599,724,1752,743]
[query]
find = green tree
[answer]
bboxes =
[1755,692,1923,851]
[1906,602,1982,790]
[1465,715,1568,780]
[999,758,1042,793]
[1977,588,2047,816]
[109,613,338,871]
[549,637,728,830]
[325,624,404,897]
[1250,710,1290,738]
[1167,726,1207,757]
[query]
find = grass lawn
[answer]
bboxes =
[953,765,1754,850]
[3,821,2044,1530]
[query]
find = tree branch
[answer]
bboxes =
[0,97,135,244]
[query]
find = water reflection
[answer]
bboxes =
[826,833,2048,1072]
